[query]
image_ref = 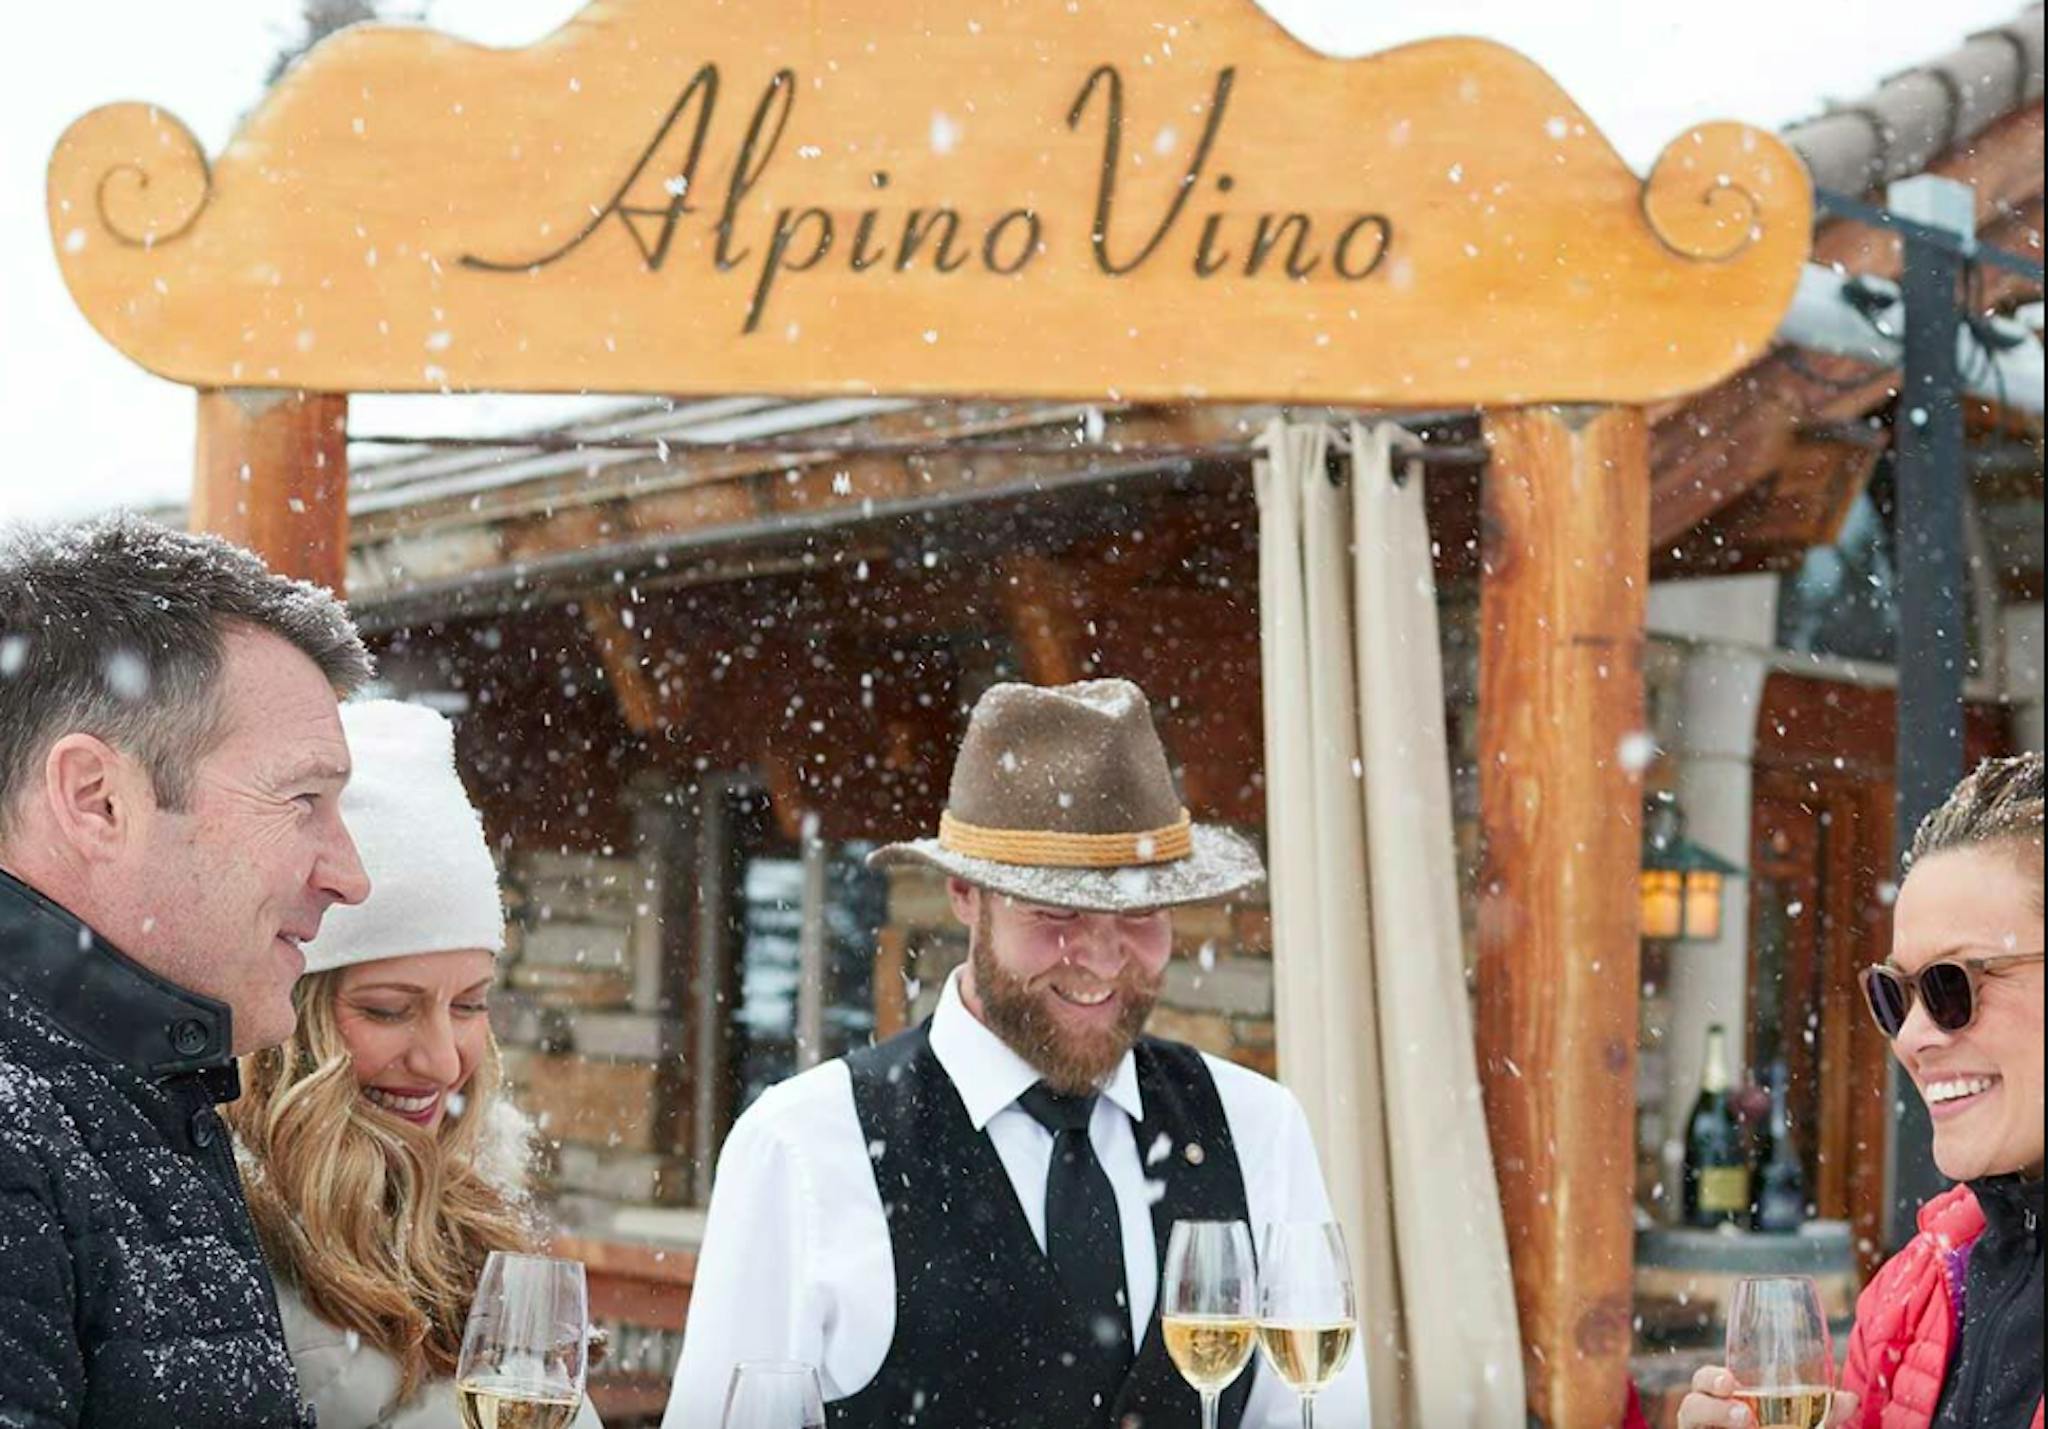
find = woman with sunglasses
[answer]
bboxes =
[1681,752,2043,1429]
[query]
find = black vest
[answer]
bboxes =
[830,1023,1256,1429]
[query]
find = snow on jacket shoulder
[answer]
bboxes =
[1842,1184,2044,1429]
[0,870,311,1429]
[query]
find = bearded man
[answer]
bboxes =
[666,679,1369,1428]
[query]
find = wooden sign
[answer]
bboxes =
[48,0,1811,405]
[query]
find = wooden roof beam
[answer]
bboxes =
[1649,190,2043,550]
[998,554,1093,686]
[1652,432,1887,579]
[583,596,669,738]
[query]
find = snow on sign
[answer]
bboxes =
[47,0,1811,406]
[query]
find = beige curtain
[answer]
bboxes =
[1254,420,1524,1429]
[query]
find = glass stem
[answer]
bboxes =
[1301,1393,1316,1429]
[1200,1391,1219,1429]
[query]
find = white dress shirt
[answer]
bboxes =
[663,971,1370,1428]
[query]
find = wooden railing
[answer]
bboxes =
[550,1233,698,1428]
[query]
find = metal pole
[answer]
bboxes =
[1885,176,1972,1249]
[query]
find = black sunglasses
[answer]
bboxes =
[1859,951,2046,1037]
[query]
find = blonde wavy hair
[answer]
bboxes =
[229,969,536,1400]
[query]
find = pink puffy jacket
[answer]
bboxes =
[1841,1184,2044,1429]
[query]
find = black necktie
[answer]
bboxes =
[1016,1083,1133,1368]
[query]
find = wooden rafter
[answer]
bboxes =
[997,554,1092,686]
[1806,108,2046,279]
[1654,432,1887,578]
[583,597,668,737]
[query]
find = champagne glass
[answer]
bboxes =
[721,1361,827,1429]
[1255,1222,1357,1429]
[1161,1220,1259,1429]
[455,1251,589,1429]
[1725,1276,1835,1429]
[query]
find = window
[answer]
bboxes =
[731,835,885,1114]
[690,780,886,1197]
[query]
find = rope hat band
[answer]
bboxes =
[937,808,1194,867]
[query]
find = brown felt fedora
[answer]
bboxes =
[868,679,1264,913]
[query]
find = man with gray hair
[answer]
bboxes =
[0,514,373,1427]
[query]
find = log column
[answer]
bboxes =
[191,389,350,591]
[1476,405,1649,1429]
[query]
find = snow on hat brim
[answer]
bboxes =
[300,699,504,975]
[864,679,1266,912]
[868,822,1265,913]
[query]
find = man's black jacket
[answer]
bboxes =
[0,869,311,1429]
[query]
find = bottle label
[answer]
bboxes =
[1699,1167,1750,1214]
[1757,1187,1805,1232]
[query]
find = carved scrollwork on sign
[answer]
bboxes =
[59,103,213,251]
[1639,122,1791,264]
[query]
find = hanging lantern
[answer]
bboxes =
[1641,792,1744,942]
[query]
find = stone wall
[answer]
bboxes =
[493,849,695,1222]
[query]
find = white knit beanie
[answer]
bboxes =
[300,699,505,974]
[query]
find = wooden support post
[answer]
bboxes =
[873,926,911,1042]
[191,389,350,591]
[1476,405,1649,1429]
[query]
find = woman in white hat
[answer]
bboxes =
[227,700,601,1429]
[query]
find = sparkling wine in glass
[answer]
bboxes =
[1161,1219,1259,1429]
[455,1252,589,1429]
[721,1361,828,1429]
[1255,1222,1357,1429]
[1725,1275,1835,1429]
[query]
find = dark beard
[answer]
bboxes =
[969,903,1160,1094]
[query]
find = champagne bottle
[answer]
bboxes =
[1752,1059,1809,1234]
[1681,1024,1749,1228]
